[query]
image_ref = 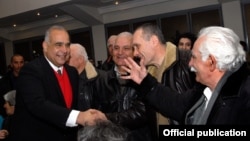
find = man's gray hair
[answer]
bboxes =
[44,25,67,43]
[70,43,88,60]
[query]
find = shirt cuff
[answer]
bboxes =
[66,110,80,127]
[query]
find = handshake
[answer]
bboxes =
[76,109,108,126]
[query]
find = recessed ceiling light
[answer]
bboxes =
[13,24,16,27]
[55,14,58,18]
[37,12,40,16]
[115,1,119,5]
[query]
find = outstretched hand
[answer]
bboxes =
[120,56,148,84]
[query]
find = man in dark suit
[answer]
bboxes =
[8,25,107,141]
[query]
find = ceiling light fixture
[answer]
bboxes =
[115,1,119,5]
[13,24,16,27]
[55,14,58,18]
[37,12,40,16]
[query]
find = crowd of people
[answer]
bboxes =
[0,23,249,141]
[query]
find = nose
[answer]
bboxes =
[60,44,70,53]
[18,62,23,67]
[133,48,139,57]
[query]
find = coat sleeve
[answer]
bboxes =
[138,74,202,122]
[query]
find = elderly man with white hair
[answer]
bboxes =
[68,43,102,111]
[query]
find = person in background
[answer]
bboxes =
[4,54,24,90]
[8,25,107,141]
[68,43,101,111]
[101,35,117,71]
[0,54,24,119]
[121,26,250,125]
[0,90,16,140]
[95,32,153,141]
[175,32,197,50]
[78,120,128,141]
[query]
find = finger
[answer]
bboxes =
[121,65,130,74]
[120,75,131,80]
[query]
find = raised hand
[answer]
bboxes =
[120,57,148,84]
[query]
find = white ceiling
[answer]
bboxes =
[0,0,172,30]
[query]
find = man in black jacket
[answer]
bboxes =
[95,31,153,141]
[0,54,24,118]
[68,43,102,111]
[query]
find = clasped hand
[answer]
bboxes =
[77,109,107,126]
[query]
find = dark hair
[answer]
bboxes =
[10,54,24,62]
[175,32,197,49]
[78,121,128,141]
[135,23,166,44]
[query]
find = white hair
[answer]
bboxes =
[107,35,117,47]
[117,31,133,39]
[70,43,88,60]
[198,26,246,71]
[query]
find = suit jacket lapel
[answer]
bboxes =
[41,57,66,106]
[185,71,233,125]
[185,95,205,124]
[200,71,233,124]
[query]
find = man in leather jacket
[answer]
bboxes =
[67,43,101,111]
[94,32,153,141]
[130,23,198,139]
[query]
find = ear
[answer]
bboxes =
[151,35,158,46]
[208,55,216,71]
[42,41,48,52]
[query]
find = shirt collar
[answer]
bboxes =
[203,87,212,101]
[45,56,63,73]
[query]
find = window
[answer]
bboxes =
[106,24,130,38]
[161,14,189,42]
[106,5,221,47]
[31,38,43,59]
[133,19,157,31]
[13,41,32,62]
[191,9,222,34]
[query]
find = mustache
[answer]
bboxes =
[190,67,197,72]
